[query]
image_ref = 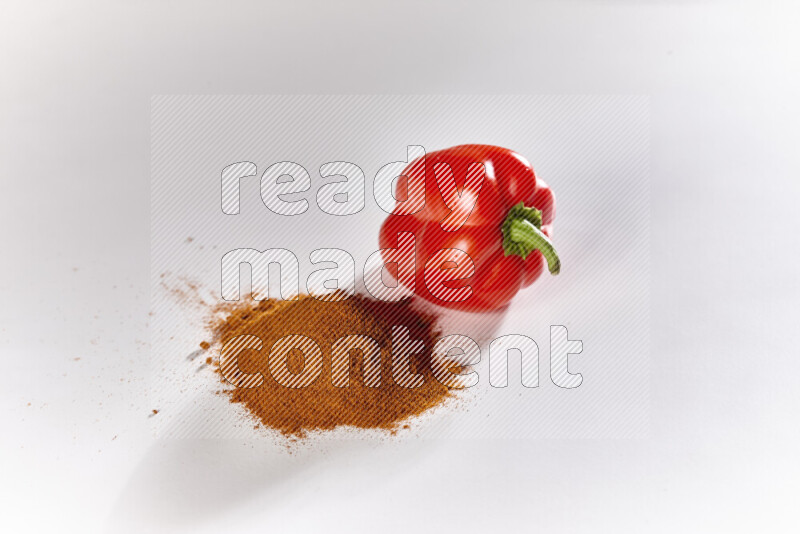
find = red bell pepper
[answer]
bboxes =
[379,144,559,311]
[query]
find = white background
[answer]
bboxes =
[2,1,799,532]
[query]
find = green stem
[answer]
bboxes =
[500,202,561,275]
[508,219,560,274]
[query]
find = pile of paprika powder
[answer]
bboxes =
[206,294,457,437]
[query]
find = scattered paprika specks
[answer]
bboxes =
[205,357,212,365]
[199,341,210,350]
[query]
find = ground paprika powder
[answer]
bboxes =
[206,293,457,437]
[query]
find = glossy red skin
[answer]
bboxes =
[379,145,556,311]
